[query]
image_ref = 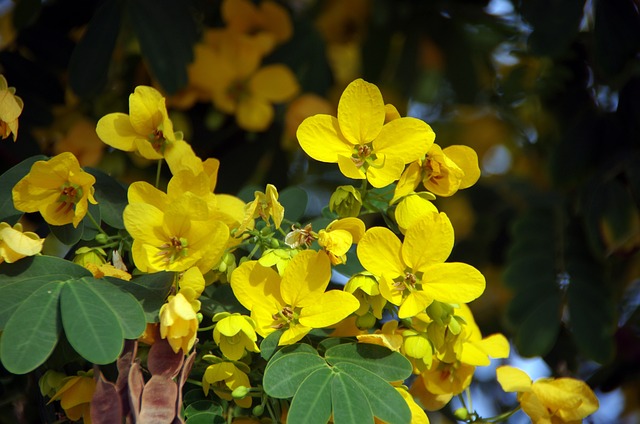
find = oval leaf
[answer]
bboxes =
[0,281,62,374]
[61,281,124,364]
[287,367,333,424]
[325,343,412,382]
[331,372,373,424]
[263,352,328,398]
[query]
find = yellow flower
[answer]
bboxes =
[12,152,97,227]
[222,0,292,52]
[0,222,44,264]
[85,263,132,281]
[202,360,252,408]
[238,183,284,232]
[159,292,199,354]
[317,217,365,265]
[213,313,260,360]
[48,371,96,423]
[393,144,480,201]
[96,86,200,174]
[124,188,229,273]
[230,249,359,345]
[357,212,485,318]
[297,78,434,188]
[344,272,386,319]
[357,320,404,352]
[415,358,475,397]
[393,192,437,234]
[189,31,299,132]
[497,366,599,423]
[0,75,23,141]
[177,266,206,312]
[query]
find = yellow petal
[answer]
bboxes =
[496,366,532,393]
[391,161,422,204]
[443,145,480,189]
[236,96,274,132]
[165,139,204,176]
[366,154,405,188]
[279,323,312,345]
[250,64,299,103]
[298,290,359,328]
[337,78,384,145]
[357,227,405,278]
[394,194,438,234]
[337,154,366,180]
[230,261,282,311]
[402,212,454,271]
[96,113,139,152]
[179,267,205,297]
[297,114,353,162]
[128,85,165,135]
[327,217,366,243]
[127,181,168,210]
[374,117,434,163]
[422,263,485,304]
[397,290,433,318]
[0,223,43,259]
[280,250,331,308]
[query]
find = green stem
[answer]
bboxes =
[475,406,521,423]
[186,378,203,387]
[86,210,108,237]
[155,158,163,188]
[198,324,216,332]
[465,387,474,415]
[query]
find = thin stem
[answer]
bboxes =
[465,387,474,415]
[86,210,108,236]
[198,324,216,332]
[155,158,163,188]
[186,378,202,387]
[265,399,279,423]
[476,406,522,423]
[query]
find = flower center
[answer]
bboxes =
[55,183,82,215]
[351,143,374,168]
[271,305,299,329]
[157,236,189,264]
[227,79,251,104]
[148,128,166,152]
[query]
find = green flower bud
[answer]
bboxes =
[252,405,264,416]
[231,385,251,399]
[453,407,470,420]
[72,246,107,268]
[196,313,203,324]
[355,312,377,330]
[94,233,109,244]
[329,185,362,218]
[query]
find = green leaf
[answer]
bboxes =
[333,362,411,424]
[325,343,412,382]
[514,294,562,357]
[68,0,123,98]
[126,0,198,94]
[260,328,283,360]
[49,221,84,246]
[81,203,102,241]
[279,186,308,223]
[88,167,128,229]
[186,412,225,424]
[0,155,47,224]
[83,278,146,339]
[0,256,91,328]
[184,400,224,418]
[263,352,328,398]
[108,272,174,322]
[331,372,373,424]
[60,281,124,364]
[265,343,319,372]
[287,367,333,424]
[0,281,62,374]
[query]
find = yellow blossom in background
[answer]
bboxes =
[230,250,359,345]
[238,183,284,233]
[202,360,252,408]
[0,75,23,141]
[497,366,599,423]
[317,217,365,265]
[357,212,485,318]
[0,222,44,264]
[53,117,105,167]
[189,31,299,132]
[222,0,292,53]
[96,85,200,174]
[283,93,333,150]
[297,78,434,188]
[213,312,260,360]
[48,371,96,423]
[159,292,199,354]
[12,152,97,227]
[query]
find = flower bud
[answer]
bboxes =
[94,233,109,244]
[231,385,251,399]
[453,408,470,420]
[355,312,377,330]
[72,246,107,268]
[252,405,264,416]
[329,185,362,218]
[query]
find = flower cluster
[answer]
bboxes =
[2,75,599,424]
